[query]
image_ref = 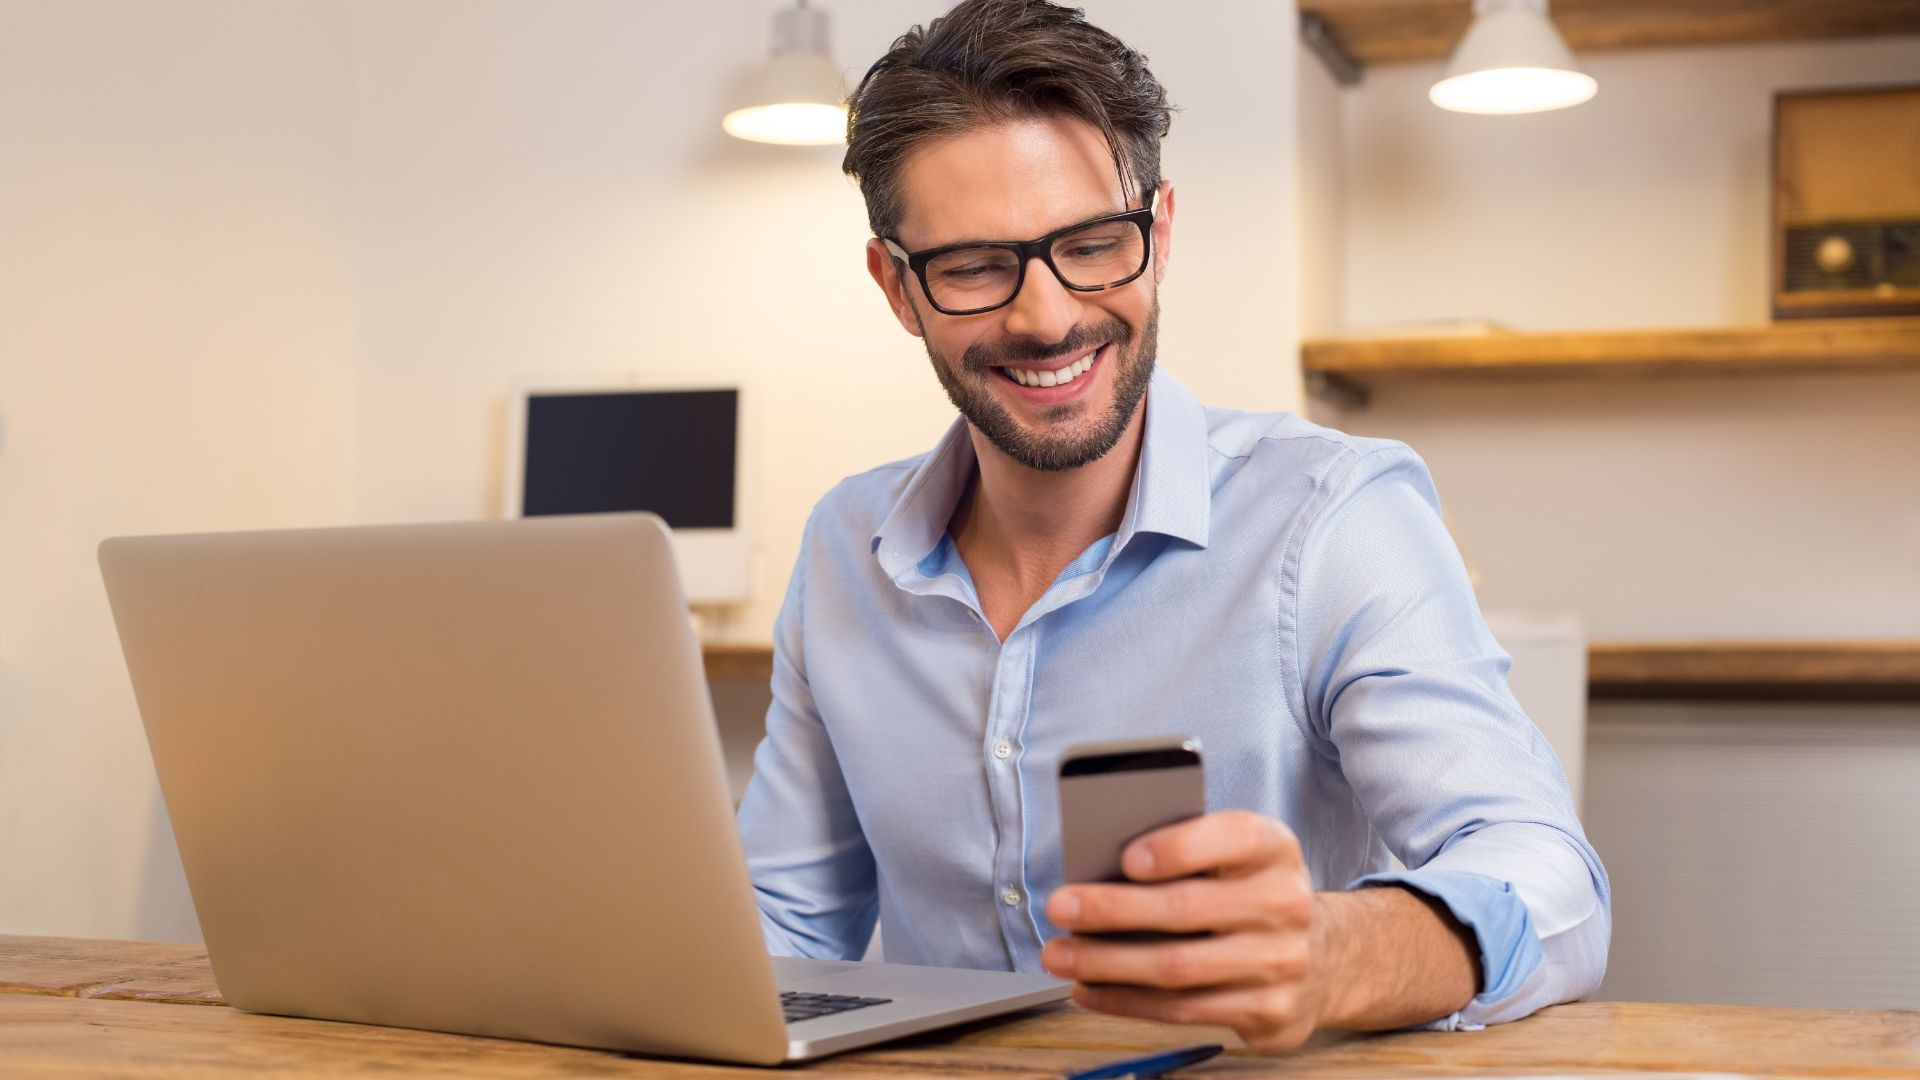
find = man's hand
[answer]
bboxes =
[1042,810,1478,1052]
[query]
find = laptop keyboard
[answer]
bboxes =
[780,990,892,1024]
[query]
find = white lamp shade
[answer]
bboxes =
[723,7,848,146]
[723,52,847,145]
[1430,0,1596,115]
[722,100,846,146]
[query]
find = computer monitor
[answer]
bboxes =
[502,380,749,604]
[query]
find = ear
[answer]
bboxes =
[1150,181,1175,284]
[867,239,926,338]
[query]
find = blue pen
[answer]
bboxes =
[1064,1042,1224,1080]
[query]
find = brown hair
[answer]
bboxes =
[842,0,1173,240]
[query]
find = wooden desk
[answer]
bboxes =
[704,642,1920,703]
[3,935,1917,1077]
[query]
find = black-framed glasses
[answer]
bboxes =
[881,188,1156,316]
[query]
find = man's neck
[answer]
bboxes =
[949,406,1147,600]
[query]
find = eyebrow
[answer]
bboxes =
[914,203,1131,250]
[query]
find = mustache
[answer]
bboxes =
[960,319,1133,373]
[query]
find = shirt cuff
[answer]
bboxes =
[1346,867,1544,1030]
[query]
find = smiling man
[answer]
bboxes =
[735,0,1610,1052]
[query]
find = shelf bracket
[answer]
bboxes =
[1299,13,1363,87]
[1306,371,1369,410]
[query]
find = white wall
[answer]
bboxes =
[1295,37,1346,339]
[1339,36,1920,333]
[0,0,356,940]
[1320,37,1920,640]
[349,0,1302,642]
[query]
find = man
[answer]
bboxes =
[737,0,1608,1052]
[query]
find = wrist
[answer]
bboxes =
[1309,886,1479,1031]
[1308,891,1365,1028]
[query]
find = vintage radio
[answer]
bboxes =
[1772,84,1920,319]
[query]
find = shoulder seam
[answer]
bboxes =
[1277,442,1415,753]
[1209,428,1396,465]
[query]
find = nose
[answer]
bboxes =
[998,256,1081,345]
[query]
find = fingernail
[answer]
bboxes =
[1125,846,1156,877]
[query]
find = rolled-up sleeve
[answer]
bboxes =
[1293,447,1611,1028]
[736,512,879,960]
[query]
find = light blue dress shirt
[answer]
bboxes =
[738,367,1610,1029]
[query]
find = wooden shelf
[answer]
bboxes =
[701,643,775,683]
[1590,641,1920,701]
[1301,319,1920,406]
[1299,0,1920,68]
[706,642,1920,702]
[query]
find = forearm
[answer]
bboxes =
[1312,886,1477,1031]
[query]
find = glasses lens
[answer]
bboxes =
[1051,220,1147,289]
[923,246,1022,312]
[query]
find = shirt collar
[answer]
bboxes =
[871,366,1213,581]
[871,416,977,581]
[1120,366,1212,552]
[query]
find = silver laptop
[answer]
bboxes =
[99,513,1066,1064]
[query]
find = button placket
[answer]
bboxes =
[983,627,1036,964]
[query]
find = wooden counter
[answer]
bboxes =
[1589,640,1920,701]
[5,935,1918,1077]
[708,642,1920,702]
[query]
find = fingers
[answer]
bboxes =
[1122,810,1302,882]
[1048,871,1312,936]
[1070,981,1318,1054]
[1045,813,1326,1053]
[1043,929,1311,990]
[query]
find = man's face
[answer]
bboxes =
[867,115,1174,472]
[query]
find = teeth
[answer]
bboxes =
[1006,348,1100,388]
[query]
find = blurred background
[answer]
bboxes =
[2,0,1916,1011]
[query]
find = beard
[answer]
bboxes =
[916,299,1159,473]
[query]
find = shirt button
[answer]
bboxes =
[993,740,1012,760]
[1001,888,1022,907]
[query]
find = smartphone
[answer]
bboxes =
[1058,736,1206,886]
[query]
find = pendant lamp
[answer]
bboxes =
[1429,0,1597,115]
[723,1,847,146]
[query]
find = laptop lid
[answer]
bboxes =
[99,514,791,1064]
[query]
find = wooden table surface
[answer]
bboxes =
[3,935,1917,1078]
